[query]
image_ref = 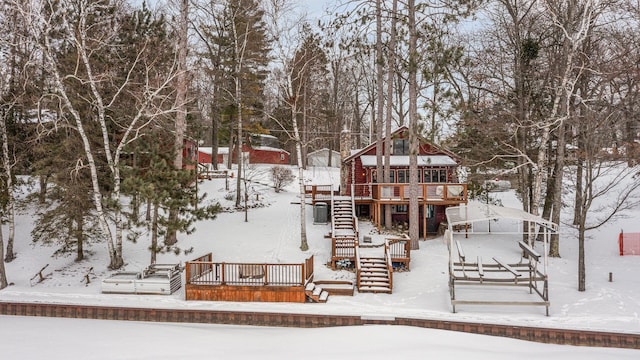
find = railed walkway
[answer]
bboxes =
[0,301,638,349]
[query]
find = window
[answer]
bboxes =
[424,169,448,183]
[397,169,408,183]
[392,205,408,213]
[280,153,285,161]
[393,139,409,155]
[440,170,448,182]
[426,205,435,218]
[430,170,439,182]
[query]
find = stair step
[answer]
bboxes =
[361,280,389,285]
[360,270,387,275]
[319,291,329,302]
[358,286,392,293]
[305,283,315,292]
[312,286,323,296]
[361,274,387,279]
[361,263,386,268]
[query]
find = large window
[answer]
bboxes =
[423,169,448,183]
[393,139,409,155]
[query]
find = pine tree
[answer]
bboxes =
[122,133,222,265]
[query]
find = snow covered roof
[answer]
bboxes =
[446,202,558,232]
[198,147,229,155]
[359,155,457,167]
[253,146,290,154]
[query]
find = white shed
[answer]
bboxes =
[307,148,340,168]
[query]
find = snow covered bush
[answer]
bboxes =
[271,166,294,193]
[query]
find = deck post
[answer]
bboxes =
[221,262,226,285]
[263,264,268,285]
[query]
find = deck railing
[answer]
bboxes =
[355,247,362,289]
[332,237,358,259]
[386,234,411,270]
[304,185,336,203]
[185,253,314,287]
[351,183,467,202]
[383,243,394,291]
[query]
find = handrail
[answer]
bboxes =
[355,247,362,289]
[304,256,314,283]
[383,241,393,292]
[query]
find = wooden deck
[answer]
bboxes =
[185,253,314,303]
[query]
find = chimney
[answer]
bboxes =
[340,125,351,196]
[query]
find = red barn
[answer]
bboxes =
[342,126,467,237]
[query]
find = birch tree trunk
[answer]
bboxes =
[0,227,7,289]
[0,84,15,263]
[0,61,10,282]
[291,100,308,251]
[530,0,596,221]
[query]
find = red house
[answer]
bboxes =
[342,126,468,237]
[244,134,289,165]
[197,147,229,165]
[201,134,290,166]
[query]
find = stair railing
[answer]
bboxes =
[355,246,362,290]
[383,240,393,293]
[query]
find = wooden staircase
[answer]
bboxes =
[305,282,329,303]
[330,196,359,269]
[331,195,392,294]
[357,255,392,294]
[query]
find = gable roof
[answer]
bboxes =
[344,126,459,163]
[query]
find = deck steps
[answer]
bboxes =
[357,256,392,294]
[305,282,329,303]
[332,197,390,294]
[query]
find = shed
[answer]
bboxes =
[307,148,340,168]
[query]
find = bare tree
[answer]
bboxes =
[264,0,327,251]
[13,0,181,269]
[0,26,10,287]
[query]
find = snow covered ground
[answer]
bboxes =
[1,165,639,358]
